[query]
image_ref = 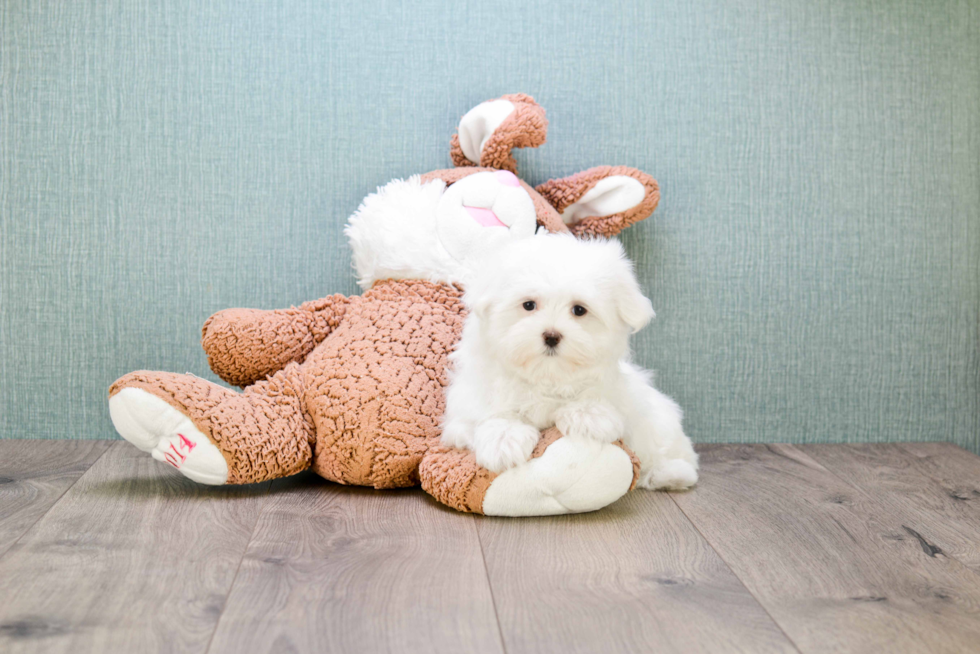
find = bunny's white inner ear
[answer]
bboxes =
[458,99,515,164]
[561,175,646,225]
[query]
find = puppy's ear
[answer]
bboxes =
[450,94,548,174]
[462,275,495,322]
[468,292,494,321]
[617,277,655,334]
[605,245,655,333]
[536,166,660,238]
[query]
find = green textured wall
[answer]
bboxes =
[2,0,978,451]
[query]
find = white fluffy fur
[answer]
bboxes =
[344,173,537,290]
[441,233,698,490]
[345,176,464,289]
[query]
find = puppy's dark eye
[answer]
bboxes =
[572,305,588,317]
[522,301,536,311]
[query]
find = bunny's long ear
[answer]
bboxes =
[450,94,547,173]
[535,166,660,238]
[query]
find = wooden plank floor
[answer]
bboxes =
[2,441,980,653]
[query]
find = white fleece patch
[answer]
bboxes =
[481,435,635,517]
[561,175,646,225]
[457,99,515,164]
[109,387,228,485]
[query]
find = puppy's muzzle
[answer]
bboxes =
[543,331,562,349]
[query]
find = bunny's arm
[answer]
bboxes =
[201,293,352,387]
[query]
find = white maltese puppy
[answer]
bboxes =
[441,233,698,490]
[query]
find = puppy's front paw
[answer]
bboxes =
[555,401,625,444]
[440,419,471,449]
[638,459,699,491]
[473,419,540,473]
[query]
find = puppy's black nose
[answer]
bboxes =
[543,331,562,348]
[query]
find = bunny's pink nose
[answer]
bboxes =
[495,170,521,187]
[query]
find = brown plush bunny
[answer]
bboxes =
[109,94,660,516]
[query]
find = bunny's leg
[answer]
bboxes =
[109,363,313,484]
[420,428,639,516]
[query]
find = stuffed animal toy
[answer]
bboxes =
[108,94,661,516]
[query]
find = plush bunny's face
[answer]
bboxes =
[344,173,539,290]
[344,94,662,290]
[435,170,538,262]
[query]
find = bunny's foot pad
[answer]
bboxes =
[109,387,229,485]
[421,427,639,517]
